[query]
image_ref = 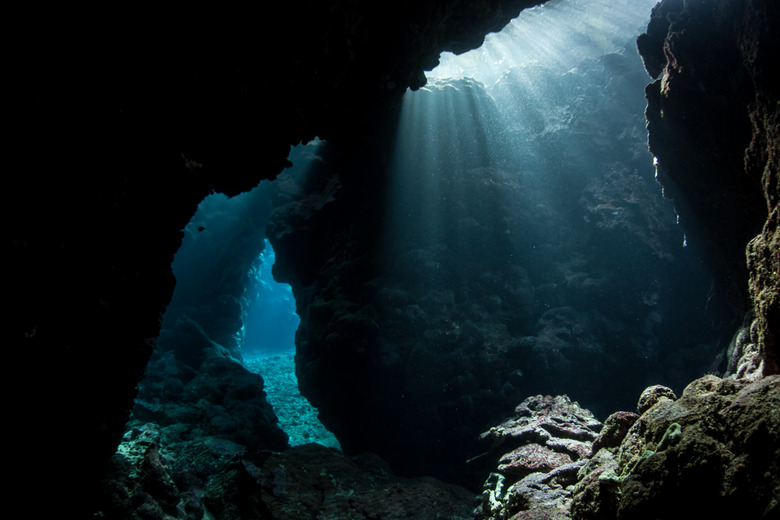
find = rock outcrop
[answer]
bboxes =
[571,375,780,519]
[475,395,602,520]
[99,431,476,520]
[477,376,780,520]
[637,0,780,375]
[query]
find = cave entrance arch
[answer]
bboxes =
[130,139,339,459]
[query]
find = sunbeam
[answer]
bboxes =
[381,0,715,425]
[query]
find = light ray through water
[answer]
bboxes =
[380,0,708,411]
[387,0,661,260]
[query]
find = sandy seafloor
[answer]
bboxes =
[244,352,341,450]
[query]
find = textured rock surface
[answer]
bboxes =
[637,0,780,374]
[475,395,602,520]
[570,375,780,520]
[478,376,780,520]
[590,412,639,454]
[635,385,676,415]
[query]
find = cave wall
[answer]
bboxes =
[636,0,779,375]
[10,1,545,515]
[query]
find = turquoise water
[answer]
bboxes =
[244,353,341,450]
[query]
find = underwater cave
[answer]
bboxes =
[11,0,779,518]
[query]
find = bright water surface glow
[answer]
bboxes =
[429,0,659,85]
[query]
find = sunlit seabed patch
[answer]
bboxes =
[244,353,341,450]
[429,0,660,84]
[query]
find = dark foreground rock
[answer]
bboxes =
[100,374,779,519]
[99,435,476,520]
[244,444,476,520]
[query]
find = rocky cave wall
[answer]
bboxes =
[10,1,545,515]
[636,0,779,376]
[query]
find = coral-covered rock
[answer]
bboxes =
[590,411,639,454]
[476,395,601,520]
[635,385,676,415]
[482,395,603,451]
[498,444,574,477]
[571,374,780,519]
[569,448,622,520]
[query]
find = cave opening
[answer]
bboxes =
[128,139,340,464]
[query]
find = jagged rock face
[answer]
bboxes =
[476,377,780,520]
[474,395,602,520]
[570,375,780,520]
[11,1,546,515]
[636,0,780,374]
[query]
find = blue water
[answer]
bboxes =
[242,239,300,358]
